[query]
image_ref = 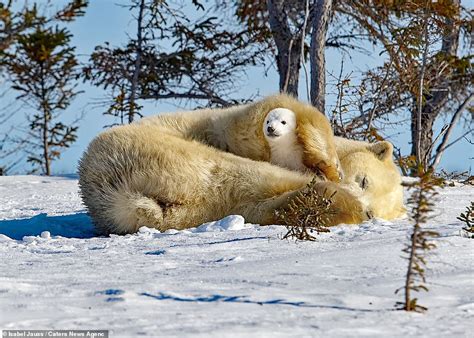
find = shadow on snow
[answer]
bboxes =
[0,212,96,240]
[140,292,384,312]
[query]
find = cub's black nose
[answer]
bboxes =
[267,126,275,134]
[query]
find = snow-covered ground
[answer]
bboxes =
[0,175,472,337]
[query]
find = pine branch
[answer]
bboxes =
[275,177,335,241]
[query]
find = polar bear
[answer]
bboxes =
[261,109,405,220]
[138,94,343,182]
[79,94,367,235]
[334,137,406,220]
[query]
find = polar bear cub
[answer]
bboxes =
[263,108,306,172]
[263,107,342,179]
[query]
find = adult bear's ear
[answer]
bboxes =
[368,141,393,161]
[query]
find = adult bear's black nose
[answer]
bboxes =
[267,126,275,134]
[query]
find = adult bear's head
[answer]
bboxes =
[337,138,406,220]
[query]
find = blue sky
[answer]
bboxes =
[1,0,472,174]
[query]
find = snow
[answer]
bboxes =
[0,175,472,337]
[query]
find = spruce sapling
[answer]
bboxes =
[275,177,335,241]
[396,166,443,312]
[457,202,473,238]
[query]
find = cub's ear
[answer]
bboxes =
[368,141,393,160]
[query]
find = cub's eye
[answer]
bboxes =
[281,121,286,125]
[266,121,269,124]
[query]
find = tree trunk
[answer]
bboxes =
[310,0,333,114]
[42,108,51,176]
[284,43,303,96]
[129,0,145,124]
[266,0,302,97]
[39,63,51,176]
[410,0,460,168]
[410,108,436,168]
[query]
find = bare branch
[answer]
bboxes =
[431,93,474,170]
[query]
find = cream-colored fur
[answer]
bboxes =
[138,94,342,182]
[334,137,406,220]
[260,109,405,220]
[263,110,406,219]
[79,94,368,235]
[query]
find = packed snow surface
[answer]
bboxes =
[0,175,472,337]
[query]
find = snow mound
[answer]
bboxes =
[193,215,254,232]
[133,215,255,238]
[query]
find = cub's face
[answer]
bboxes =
[263,108,297,139]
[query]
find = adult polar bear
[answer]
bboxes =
[79,94,369,235]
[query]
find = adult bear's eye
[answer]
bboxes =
[356,175,369,189]
[281,121,286,125]
[267,121,269,124]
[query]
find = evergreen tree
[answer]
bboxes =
[2,24,83,175]
[0,0,88,175]
[396,166,443,312]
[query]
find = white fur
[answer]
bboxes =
[263,108,306,172]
